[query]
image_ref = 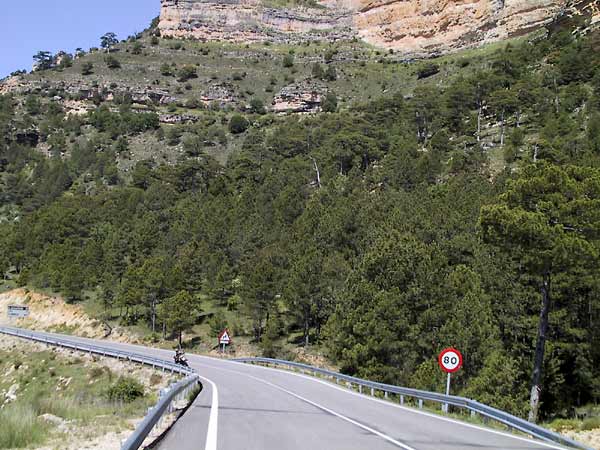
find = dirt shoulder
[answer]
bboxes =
[0,288,137,343]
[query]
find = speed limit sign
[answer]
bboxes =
[438,348,463,373]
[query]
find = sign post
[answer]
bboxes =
[218,328,231,353]
[438,347,463,413]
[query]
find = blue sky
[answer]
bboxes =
[0,1,159,78]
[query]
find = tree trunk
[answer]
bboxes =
[477,104,483,142]
[304,316,310,347]
[151,295,156,334]
[500,110,505,146]
[178,330,182,347]
[310,156,321,188]
[528,271,551,423]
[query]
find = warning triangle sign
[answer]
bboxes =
[219,329,231,345]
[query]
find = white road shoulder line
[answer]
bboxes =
[221,360,569,450]
[196,374,219,450]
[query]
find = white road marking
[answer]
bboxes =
[193,357,569,450]
[196,374,219,450]
[254,365,570,449]
[200,363,417,450]
[7,329,566,450]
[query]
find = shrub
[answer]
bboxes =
[131,42,143,55]
[107,377,145,402]
[282,54,294,68]
[321,92,338,113]
[232,72,246,81]
[325,65,337,81]
[149,373,163,386]
[81,62,94,76]
[177,65,197,82]
[249,98,266,115]
[417,62,440,79]
[312,62,324,79]
[581,417,600,431]
[105,55,121,69]
[160,63,173,76]
[228,114,249,134]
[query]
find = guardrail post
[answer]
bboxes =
[384,391,388,399]
[358,385,362,394]
[418,399,423,409]
[471,410,476,419]
[400,395,404,405]
[370,388,375,396]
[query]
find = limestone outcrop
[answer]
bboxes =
[159,0,594,55]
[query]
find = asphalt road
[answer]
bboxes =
[2,329,572,450]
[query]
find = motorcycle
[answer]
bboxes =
[174,351,189,367]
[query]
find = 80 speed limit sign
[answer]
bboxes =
[438,348,463,373]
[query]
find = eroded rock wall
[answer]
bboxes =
[159,0,591,55]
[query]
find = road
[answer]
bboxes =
[2,329,571,450]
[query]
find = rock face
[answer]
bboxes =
[159,0,592,55]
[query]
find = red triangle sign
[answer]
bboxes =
[218,328,231,345]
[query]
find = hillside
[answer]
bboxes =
[0,7,599,428]
[159,0,600,56]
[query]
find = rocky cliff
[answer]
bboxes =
[159,0,595,55]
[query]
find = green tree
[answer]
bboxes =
[100,32,118,52]
[480,163,600,422]
[321,93,338,113]
[324,65,337,82]
[159,290,198,346]
[240,253,279,341]
[33,51,53,70]
[229,114,249,134]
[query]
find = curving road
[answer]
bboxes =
[1,329,571,450]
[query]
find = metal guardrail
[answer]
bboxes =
[234,357,592,450]
[0,326,200,450]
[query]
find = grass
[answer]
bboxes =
[0,347,159,449]
[547,413,600,433]
[0,404,50,449]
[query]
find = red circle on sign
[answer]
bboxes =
[438,348,463,373]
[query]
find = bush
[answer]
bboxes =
[160,63,173,76]
[417,62,440,79]
[107,377,145,402]
[282,54,294,68]
[177,65,197,82]
[321,92,338,113]
[131,42,143,55]
[81,62,94,76]
[228,114,249,134]
[105,55,121,69]
[249,98,266,115]
[149,373,163,386]
[325,65,337,82]
[581,416,600,431]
